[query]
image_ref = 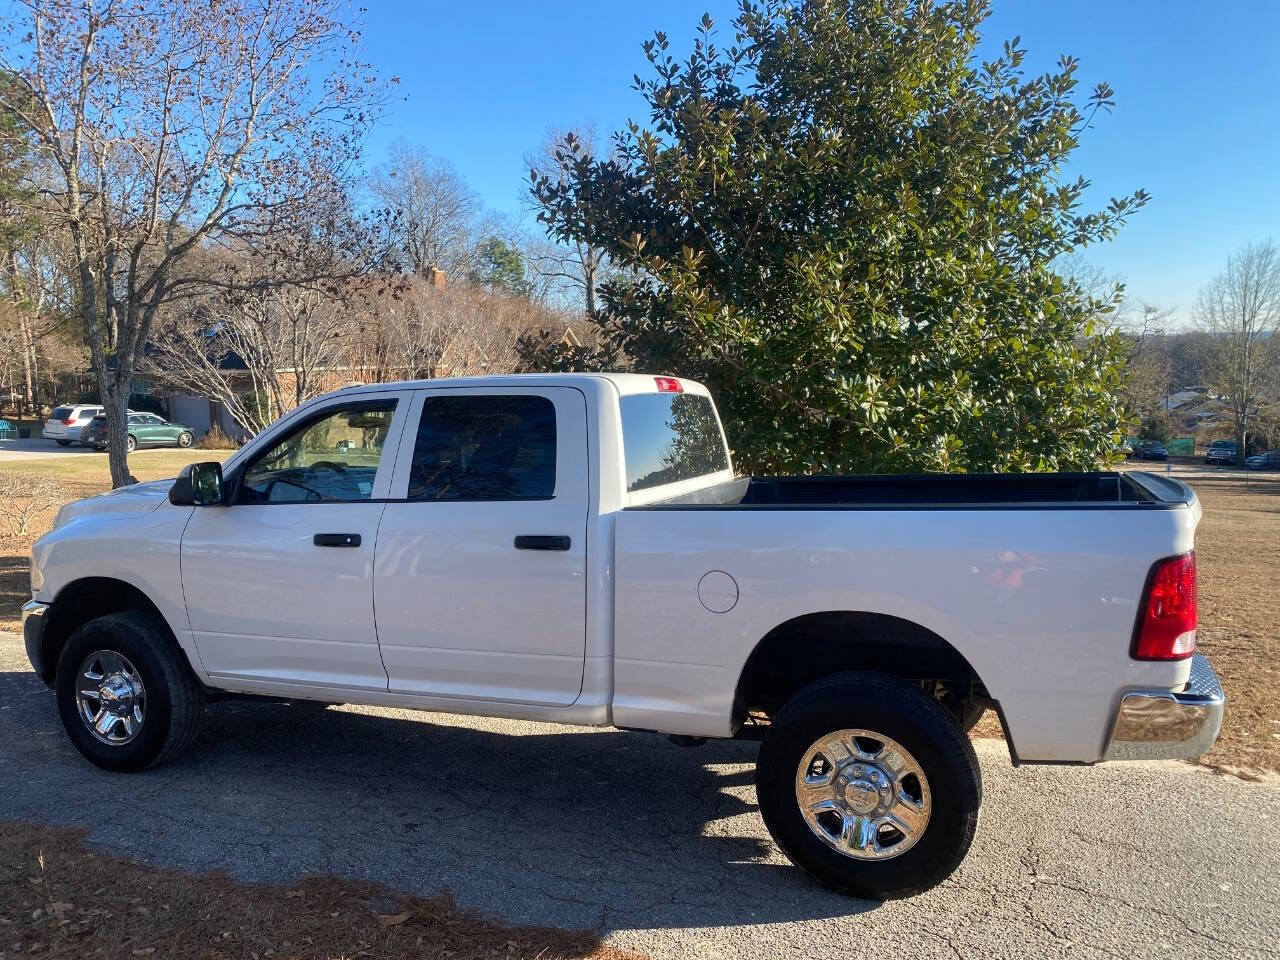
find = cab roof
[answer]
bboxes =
[323,372,713,399]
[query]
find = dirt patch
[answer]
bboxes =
[1,821,637,960]
[1180,471,1280,775]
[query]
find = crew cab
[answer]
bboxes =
[23,374,1224,899]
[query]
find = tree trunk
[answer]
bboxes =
[17,311,36,417]
[103,377,133,486]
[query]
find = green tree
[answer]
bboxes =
[470,236,528,296]
[1139,411,1171,443]
[532,1,1146,473]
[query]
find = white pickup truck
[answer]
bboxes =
[24,373,1223,899]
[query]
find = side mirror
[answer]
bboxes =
[169,462,225,506]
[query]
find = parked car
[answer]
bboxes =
[1205,439,1238,465]
[23,374,1223,900]
[42,404,104,445]
[82,412,196,452]
[1244,451,1280,470]
[1132,439,1168,461]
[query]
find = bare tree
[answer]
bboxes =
[377,277,551,380]
[370,140,482,281]
[0,0,389,485]
[1194,240,1280,463]
[147,276,359,437]
[525,125,608,316]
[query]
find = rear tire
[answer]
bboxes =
[55,439,71,446]
[756,672,981,899]
[126,434,137,453]
[55,611,204,772]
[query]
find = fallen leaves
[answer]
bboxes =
[1,822,641,960]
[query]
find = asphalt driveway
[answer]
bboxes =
[2,632,1277,960]
[0,437,98,461]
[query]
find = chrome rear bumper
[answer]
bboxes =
[1103,654,1224,762]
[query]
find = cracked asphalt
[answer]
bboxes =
[2,631,1278,960]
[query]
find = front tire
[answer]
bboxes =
[177,430,194,448]
[55,611,204,772]
[756,672,981,899]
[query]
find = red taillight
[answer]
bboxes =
[654,376,683,393]
[1131,552,1196,660]
[61,418,76,425]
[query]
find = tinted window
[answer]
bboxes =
[620,393,729,492]
[238,400,397,504]
[51,407,72,419]
[408,395,556,501]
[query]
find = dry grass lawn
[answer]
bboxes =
[1,821,635,960]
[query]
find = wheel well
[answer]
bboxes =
[733,611,989,725]
[38,578,173,684]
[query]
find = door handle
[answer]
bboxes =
[314,533,361,548]
[514,535,571,551]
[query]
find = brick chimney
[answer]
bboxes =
[427,266,446,289]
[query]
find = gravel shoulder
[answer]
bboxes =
[2,632,1278,960]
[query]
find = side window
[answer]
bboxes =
[237,400,398,504]
[408,394,556,501]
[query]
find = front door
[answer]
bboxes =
[374,387,589,706]
[181,393,408,692]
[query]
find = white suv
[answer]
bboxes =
[42,404,105,445]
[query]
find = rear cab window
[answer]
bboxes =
[618,382,732,504]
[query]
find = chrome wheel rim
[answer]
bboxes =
[75,650,146,746]
[794,728,931,861]
[178,432,192,447]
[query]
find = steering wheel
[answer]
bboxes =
[309,460,348,473]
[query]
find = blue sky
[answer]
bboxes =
[361,1,1280,324]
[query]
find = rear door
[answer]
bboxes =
[181,393,409,691]
[374,386,589,705]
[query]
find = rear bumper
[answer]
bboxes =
[22,600,50,685]
[1103,654,1224,761]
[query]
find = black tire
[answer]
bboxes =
[93,445,106,452]
[126,434,137,453]
[177,430,194,448]
[55,439,71,446]
[55,611,204,772]
[756,672,981,900]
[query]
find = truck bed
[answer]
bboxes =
[630,471,1194,509]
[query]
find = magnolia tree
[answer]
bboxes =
[530,0,1148,474]
[0,0,391,485]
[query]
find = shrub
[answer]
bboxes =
[197,424,239,450]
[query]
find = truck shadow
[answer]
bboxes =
[0,667,879,931]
